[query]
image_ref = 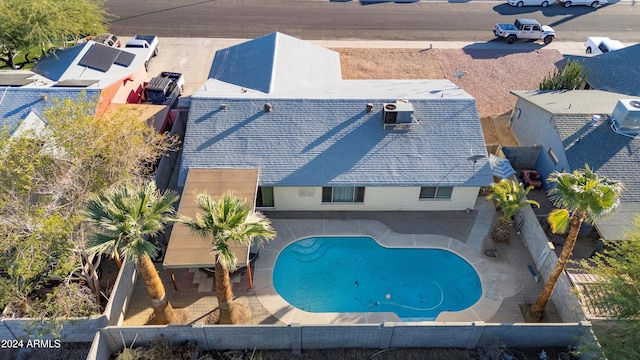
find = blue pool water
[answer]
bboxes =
[273,236,482,321]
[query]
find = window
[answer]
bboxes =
[322,187,365,203]
[256,187,274,207]
[419,187,453,200]
[548,148,559,165]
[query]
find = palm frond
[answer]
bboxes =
[178,191,276,270]
[547,165,623,224]
[82,180,178,262]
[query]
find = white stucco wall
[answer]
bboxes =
[268,186,479,211]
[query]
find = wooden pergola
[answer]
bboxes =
[163,168,259,290]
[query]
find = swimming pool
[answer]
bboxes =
[272,236,482,321]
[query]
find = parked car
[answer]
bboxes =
[93,33,121,48]
[493,18,555,45]
[558,0,606,7]
[584,36,625,55]
[507,0,552,7]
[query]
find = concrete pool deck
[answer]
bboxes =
[123,196,561,326]
[253,197,526,324]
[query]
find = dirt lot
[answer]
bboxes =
[336,47,566,146]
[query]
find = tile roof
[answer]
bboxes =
[565,44,640,97]
[0,87,100,132]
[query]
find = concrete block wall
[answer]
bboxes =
[88,331,112,360]
[302,325,380,349]
[389,323,475,348]
[89,321,593,359]
[517,205,585,322]
[478,322,590,347]
[0,315,107,342]
[103,260,137,326]
[502,145,541,170]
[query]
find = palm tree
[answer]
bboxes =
[83,180,179,325]
[177,192,275,324]
[528,165,623,322]
[487,179,540,243]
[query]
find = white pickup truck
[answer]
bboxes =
[125,35,159,71]
[493,18,555,45]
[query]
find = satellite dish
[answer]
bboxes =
[467,154,485,162]
[453,68,467,88]
[467,154,485,173]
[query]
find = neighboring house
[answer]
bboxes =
[178,32,492,212]
[565,44,640,97]
[0,40,177,133]
[509,89,640,240]
[0,87,100,134]
[0,41,151,113]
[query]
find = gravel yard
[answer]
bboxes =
[336,47,566,119]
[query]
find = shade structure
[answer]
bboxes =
[489,154,516,179]
[163,168,259,270]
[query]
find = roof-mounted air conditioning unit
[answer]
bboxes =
[382,102,417,130]
[612,99,640,136]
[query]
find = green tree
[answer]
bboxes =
[577,216,640,359]
[528,165,623,322]
[83,181,179,324]
[0,93,178,318]
[487,179,540,243]
[178,193,276,324]
[539,59,588,90]
[0,0,109,69]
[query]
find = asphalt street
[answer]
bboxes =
[105,0,640,42]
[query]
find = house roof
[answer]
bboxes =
[565,44,640,97]
[208,32,342,94]
[30,41,148,88]
[0,87,100,133]
[512,90,640,240]
[180,33,492,188]
[181,96,491,188]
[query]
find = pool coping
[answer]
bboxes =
[253,218,522,324]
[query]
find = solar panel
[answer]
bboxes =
[78,43,120,72]
[53,79,99,87]
[0,73,35,86]
[114,50,135,67]
[0,79,35,87]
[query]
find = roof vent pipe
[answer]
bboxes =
[220,104,228,110]
[366,103,374,113]
[264,103,273,113]
[40,94,48,101]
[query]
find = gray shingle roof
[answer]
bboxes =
[0,87,100,132]
[180,97,492,188]
[208,32,341,94]
[180,33,492,188]
[565,44,640,97]
[554,113,640,202]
